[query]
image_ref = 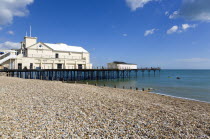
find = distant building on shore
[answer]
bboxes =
[107,61,137,69]
[0,36,92,70]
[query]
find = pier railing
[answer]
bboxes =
[0,68,161,81]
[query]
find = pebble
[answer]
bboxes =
[0,76,210,138]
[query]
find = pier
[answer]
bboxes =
[0,68,161,81]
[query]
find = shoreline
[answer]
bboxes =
[1,76,210,138]
[66,81,210,104]
[149,91,210,104]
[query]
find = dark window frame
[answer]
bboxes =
[18,63,22,70]
[55,53,59,58]
[78,64,83,69]
[30,63,33,69]
[57,64,62,69]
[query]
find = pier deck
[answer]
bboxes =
[0,68,161,81]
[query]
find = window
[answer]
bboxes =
[57,64,62,69]
[55,53,59,58]
[39,45,42,48]
[30,63,33,69]
[18,63,22,70]
[78,64,83,69]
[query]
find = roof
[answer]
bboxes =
[110,61,137,65]
[44,43,88,53]
[113,61,127,64]
[0,50,16,52]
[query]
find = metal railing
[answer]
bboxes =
[0,53,10,60]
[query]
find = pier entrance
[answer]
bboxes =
[57,64,62,69]
[18,64,22,70]
[78,64,82,69]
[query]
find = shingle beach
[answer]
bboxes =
[0,77,210,138]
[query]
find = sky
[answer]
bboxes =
[0,0,210,69]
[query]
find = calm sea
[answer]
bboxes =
[92,70,210,103]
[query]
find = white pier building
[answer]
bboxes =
[107,61,137,70]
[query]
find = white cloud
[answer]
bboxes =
[182,24,197,31]
[0,0,34,25]
[144,28,157,36]
[122,33,128,37]
[0,41,20,49]
[167,26,179,34]
[125,0,153,11]
[7,31,14,35]
[165,11,169,16]
[169,0,210,21]
[169,11,179,19]
[167,24,197,34]
[177,58,210,63]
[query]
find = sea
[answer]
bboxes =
[91,70,210,103]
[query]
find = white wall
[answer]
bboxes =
[25,37,37,48]
[1,38,92,69]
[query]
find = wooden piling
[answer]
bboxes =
[0,67,161,81]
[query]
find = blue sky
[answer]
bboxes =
[0,0,210,69]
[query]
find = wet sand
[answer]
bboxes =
[0,76,210,138]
